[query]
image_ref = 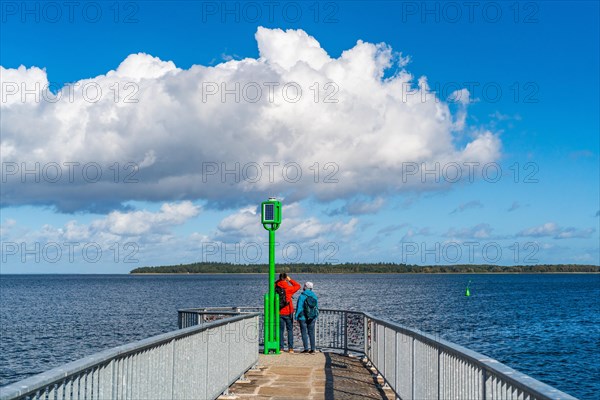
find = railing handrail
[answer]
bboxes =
[362,312,578,400]
[178,307,361,314]
[0,312,261,399]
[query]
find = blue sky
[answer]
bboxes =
[1,1,598,273]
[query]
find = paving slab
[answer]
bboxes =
[221,352,395,400]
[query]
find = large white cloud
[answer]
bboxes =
[1,27,500,213]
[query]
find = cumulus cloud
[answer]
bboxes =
[213,202,357,245]
[95,201,200,236]
[399,227,432,242]
[507,201,521,212]
[214,206,264,242]
[450,200,482,214]
[1,27,501,213]
[445,223,495,240]
[517,222,559,238]
[0,202,207,271]
[377,223,408,235]
[0,201,203,271]
[327,197,385,216]
[554,228,596,240]
[0,218,17,237]
[517,222,595,240]
[489,111,521,122]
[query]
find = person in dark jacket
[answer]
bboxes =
[276,273,301,353]
[295,281,319,353]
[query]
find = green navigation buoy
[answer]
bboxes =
[465,280,472,297]
[261,197,282,355]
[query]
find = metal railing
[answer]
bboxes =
[179,307,578,400]
[179,307,366,355]
[365,314,578,400]
[0,313,259,400]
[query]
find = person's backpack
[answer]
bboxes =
[303,295,318,320]
[275,285,288,309]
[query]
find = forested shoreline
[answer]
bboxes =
[130,262,599,274]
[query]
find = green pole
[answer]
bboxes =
[275,290,280,353]
[269,229,275,317]
[261,198,281,354]
[269,229,281,354]
[263,293,269,354]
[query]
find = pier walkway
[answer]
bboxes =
[222,351,395,400]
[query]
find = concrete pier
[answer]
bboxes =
[221,352,395,400]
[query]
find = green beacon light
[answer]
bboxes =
[465,280,472,297]
[261,198,281,228]
[261,197,282,354]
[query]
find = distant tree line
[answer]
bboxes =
[130,262,600,274]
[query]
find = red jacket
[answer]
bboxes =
[276,278,301,316]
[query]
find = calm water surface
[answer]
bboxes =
[1,274,598,399]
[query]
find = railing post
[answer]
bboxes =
[111,358,117,400]
[482,368,486,400]
[395,331,398,394]
[363,315,368,356]
[411,337,415,400]
[343,311,348,355]
[315,314,319,349]
[437,346,440,400]
[382,325,386,378]
[171,339,176,398]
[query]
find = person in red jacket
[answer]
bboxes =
[276,273,301,353]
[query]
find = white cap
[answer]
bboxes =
[304,281,313,290]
